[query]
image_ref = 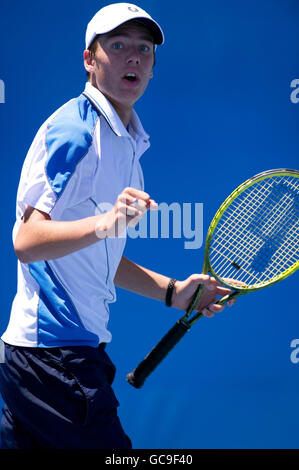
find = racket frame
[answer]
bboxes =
[205,168,299,292]
[179,169,299,327]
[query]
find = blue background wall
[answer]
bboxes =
[0,0,298,448]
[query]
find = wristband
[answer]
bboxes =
[165,278,176,307]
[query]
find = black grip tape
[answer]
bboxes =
[126,320,190,388]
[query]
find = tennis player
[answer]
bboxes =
[0,3,235,449]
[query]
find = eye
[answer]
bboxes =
[140,44,151,52]
[112,42,123,50]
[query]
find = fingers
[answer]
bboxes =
[121,188,158,209]
[118,188,158,222]
[206,277,232,296]
[222,278,247,288]
[202,297,237,318]
[96,188,158,238]
[202,295,237,318]
[191,274,232,296]
[122,187,150,199]
[188,274,237,319]
[130,198,158,213]
[202,302,225,318]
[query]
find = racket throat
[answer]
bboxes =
[177,319,191,331]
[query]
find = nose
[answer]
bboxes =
[126,47,140,65]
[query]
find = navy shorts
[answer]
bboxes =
[0,341,132,449]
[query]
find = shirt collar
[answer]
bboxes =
[83,82,150,143]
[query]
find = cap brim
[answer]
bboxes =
[131,18,164,45]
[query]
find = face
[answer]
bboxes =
[84,22,155,117]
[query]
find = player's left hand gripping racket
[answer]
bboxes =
[127,168,299,388]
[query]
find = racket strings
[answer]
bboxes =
[218,186,299,283]
[218,186,297,281]
[259,190,298,277]
[216,179,298,284]
[209,175,299,288]
[210,180,278,281]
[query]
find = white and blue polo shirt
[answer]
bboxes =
[2,82,150,348]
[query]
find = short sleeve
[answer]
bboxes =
[16,97,99,221]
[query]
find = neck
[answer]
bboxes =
[89,79,133,128]
[111,101,133,129]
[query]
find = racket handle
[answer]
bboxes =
[126,320,190,388]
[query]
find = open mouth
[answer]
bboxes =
[123,73,138,82]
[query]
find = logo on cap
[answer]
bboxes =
[128,6,139,12]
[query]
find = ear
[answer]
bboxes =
[83,49,95,74]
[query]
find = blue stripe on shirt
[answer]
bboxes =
[45,94,99,198]
[29,261,99,347]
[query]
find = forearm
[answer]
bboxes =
[14,189,157,264]
[114,256,171,303]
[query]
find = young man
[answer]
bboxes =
[0,3,235,449]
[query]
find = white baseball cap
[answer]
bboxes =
[85,3,164,49]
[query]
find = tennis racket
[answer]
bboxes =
[127,168,299,388]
